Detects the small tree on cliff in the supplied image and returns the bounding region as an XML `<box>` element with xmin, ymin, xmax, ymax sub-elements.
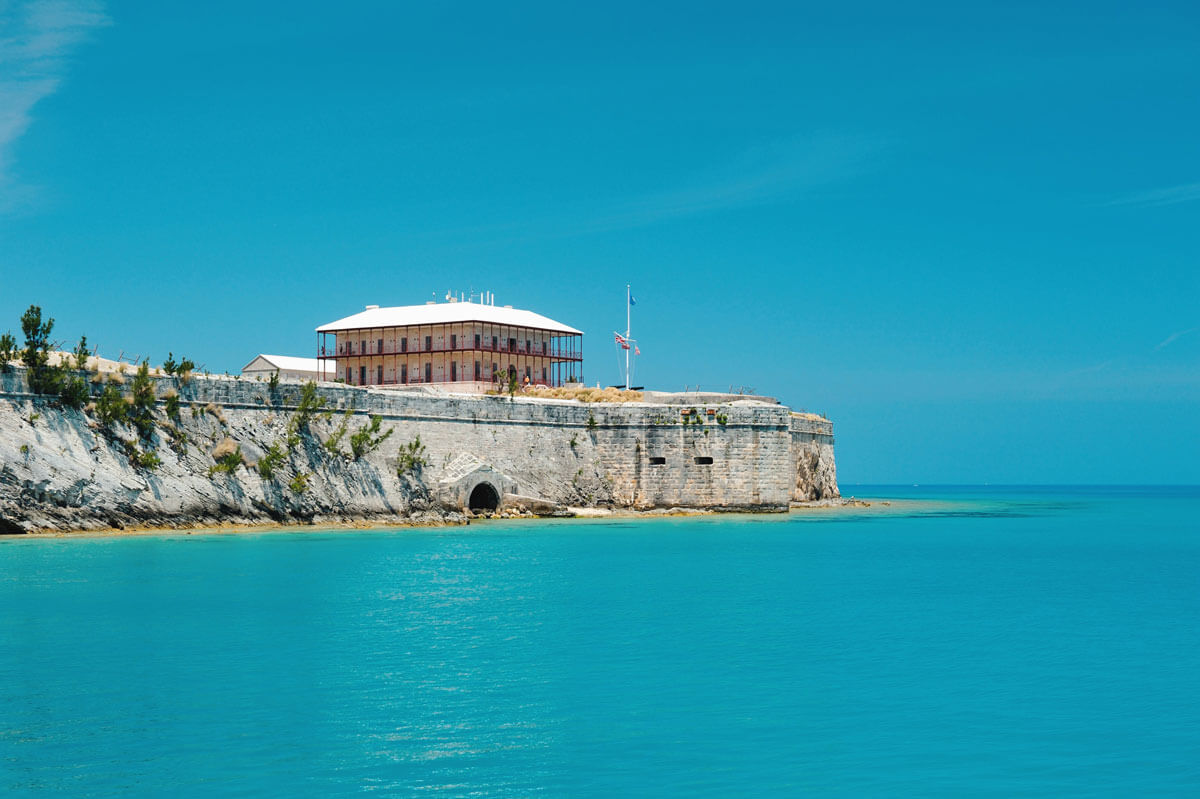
<box><xmin>287</xmin><ymin>380</ymin><xmax>326</xmax><ymax>440</ymax></box>
<box><xmin>0</xmin><ymin>331</ymin><xmax>16</xmax><ymax>372</ymax></box>
<box><xmin>20</xmin><ymin>305</ymin><xmax>60</xmax><ymax>394</ymax></box>
<box><xmin>128</xmin><ymin>360</ymin><xmax>157</xmax><ymax>439</ymax></box>
<box><xmin>72</xmin><ymin>335</ymin><xmax>90</xmax><ymax>371</ymax></box>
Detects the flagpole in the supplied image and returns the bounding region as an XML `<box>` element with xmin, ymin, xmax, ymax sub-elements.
<box><xmin>625</xmin><ymin>284</ymin><xmax>631</xmax><ymax>390</ymax></box>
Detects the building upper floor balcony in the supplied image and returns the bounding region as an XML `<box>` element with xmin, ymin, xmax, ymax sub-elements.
<box><xmin>319</xmin><ymin>340</ymin><xmax>582</xmax><ymax>361</ymax></box>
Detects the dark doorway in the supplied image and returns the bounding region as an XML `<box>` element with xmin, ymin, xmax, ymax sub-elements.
<box><xmin>468</xmin><ymin>482</ymin><xmax>500</xmax><ymax>512</ymax></box>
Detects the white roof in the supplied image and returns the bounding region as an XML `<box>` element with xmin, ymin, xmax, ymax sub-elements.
<box><xmin>315</xmin><ymin>301</ymin><xmax>583</xmax><ymax>335</ymax></box>
<box><xmin>242</xmin><ymin>354</ymin><xmax>331</xmax><ymax>373</ymax></box>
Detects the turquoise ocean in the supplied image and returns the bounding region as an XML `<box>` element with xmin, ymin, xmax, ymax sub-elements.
<box><xmin>2</xmin><ymin>486</ymin><xmax>1199</xmax><ymax>796</ymax></box>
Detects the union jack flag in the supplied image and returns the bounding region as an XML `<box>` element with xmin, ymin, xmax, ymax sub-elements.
<box><xmin>635</xmin><ymin>345</ymin><xmax>641</xmax><ymax>356</ymax></box>
<box><xmin>614</xmin><ymin>332</ymin><xmax>626</xmax><ymax>345</ymax></box>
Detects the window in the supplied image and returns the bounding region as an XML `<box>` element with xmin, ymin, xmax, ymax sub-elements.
<box><xmin>491</xmin><ymin>336</ymin><xmax>498</xmax><ymax>350</ymax></box>
<box><xmin>376</xmin><ymin>365</ymin><xmax>383</xmax><ymax>384</ymax></box>
<box><xmin>377</xmin><ymin>338</ymin><xmax>383</xmax><ymax>354</ymax></box>
<box><xmin>359</xmin><ymin>365</ymin><xmax>367</xmax><ymax>384</ymax></box>
<box><xmin>474</xmin><ymin>361</ymin><xmax>481</xmax><ymax>380</ymax></box>
<box><xmin>450</xmin><ymin>362</ymin><xmax>457</xmax><ymax>381</ymax></box>
<box><xmin>525</xmin><ymin>339</ymin><xmax>531</xmax><ymax>353</ymax></box>
<box><xmin>542</xmin><ymin>368</ymin><xmax>547</xmax><ymax>382</ymax></box>
<box><xmin>346</xmin><ymin>366</ymin><xmax>352</xmax><ymax>383</ymax></box>
<box><xmin>451</xmin><ymin>334</ymin><xmax>457</xmax><ymax>349</ymax></box>
<box><xmin>424</xmin><ymin>362</ymin><xmax>432</xmax><ymax>383</ymax></box>
<box><xmin>400</xmin><ymin>337</ymin><xmax>407</xmax><ymax>353</ymax></box>
<box><xmin>425</xmin><ymin>335</ymin><xmax>432</xmax><ymax>352</ymax></box>
<box><xmin>694</xmin><ymin>456</ymin><xmax>714</xmax><ymax>465</ymax></box>
<box><xmin>649</xmin><ymin>457</ymin><xmax>666</xmax><ymax>465</ymax></box>
<box><xmin>508</xmin><ymin>337</ymin><xmax>517</xmax><ymax>352</ymax></box>
<box><xmin>542</xmin><ymin>342</ymin><xmax>547</xmax><ymax>354</ymax></box>
<box><xmin>474</xmin><ymin>333</ymin><xmax>481</xmax><ymax>348</ymax></box>
<box><xmin>361</xmin><ymin>340</ymin><xmax>366</xmax><ymax>354</ymax></box>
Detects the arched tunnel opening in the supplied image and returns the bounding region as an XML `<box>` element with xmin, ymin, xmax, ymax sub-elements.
<box><xmin>468</xmin><ymin>482</ymin><xmax>501</xmax><ymax>512</ymax></box>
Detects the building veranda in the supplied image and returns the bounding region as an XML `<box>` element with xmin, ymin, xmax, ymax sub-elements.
<box><xmin>316</xmin><ymin>299</ymin><xmax>583</xmax><ymax>392</ymax></box>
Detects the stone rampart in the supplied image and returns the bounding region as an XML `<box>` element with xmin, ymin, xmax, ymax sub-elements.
<box><xmin>0</xmin><ymin>369</ymin><xmax>837</xmax><ymax>531</ymax></box>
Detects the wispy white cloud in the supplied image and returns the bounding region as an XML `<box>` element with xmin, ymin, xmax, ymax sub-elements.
<box><xmin>1155</xmin><ymin>326</ymin><xmax>1198</xmax><ymax>351</ymax></box>
<box><xmin>580</xmin><ymin>134</ymin><xmax>882</xmax><ymax>233</ymax></box>
<box><xmin>1105</xmin><ymin>182</ymin><xmax>1200</xmax><ymax>208</ymax></box>
<box><xmin>0</xmin><ymin>0</ymin><xmax>109</xmax><ymax>210</ymax></box>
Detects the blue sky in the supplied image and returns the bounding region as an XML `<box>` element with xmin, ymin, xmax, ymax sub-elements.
<box><xmin>1</xmin><ymin>0</ymin><xmax>1197</xmax><ymax>484</ymax></box>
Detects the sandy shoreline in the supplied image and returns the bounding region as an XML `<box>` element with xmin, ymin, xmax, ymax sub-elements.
<box><xmin>1</xmin><ymin>497</ymin><xmax>938</xmax><ymax>539</ymax></box>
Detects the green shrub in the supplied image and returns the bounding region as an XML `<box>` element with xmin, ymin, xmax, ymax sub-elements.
<box><xmin>324</xmin><ymin>407</ymin><xmax>353</xmax><ymax>454</ymax></box>
<box><xmin>268</xmin><ymin>370</ymin><xmax>280</xmax><ymax>390</ymax></box>
<box><xmin>586</xmin><ymin>411</ymin><xmax>597</xmax><ymax>431</ymax></box>
<box><xmin>257</xmin><ymin>442</ymin><xmax>286</xmax><ymax>479</ymax></box>
<box><xmin>59</xmin><ymin>375</ymin><xmax>89</xmax><ymax>409</ymax></box>
<box><xmin>0</xmin><ymin>331</ymin><xmax>15</xmax><ymax>371</ymax></box>
<box><xmin>95</xmin><ymin>379</ymin><xmax>128</xmax><ymax>426</ymax></box>
<box><xmin>209</xmin><ymin>449</ymin><xmax>244</xmax><ymax>475</ymax></box>
<box><xmin>135</xmin><ymin>449</ymin><xmax>162</xmax><ymax>470</ymax></box>
<box><xmin>73</xmin><ymin>335</ymin><xmax>90</xmax><ymax>371</ymax></box>
<box><xmin>162</xmin><ymin>352</ymin><xmax>178</xmax><ymax>375</ymax></box>
<box><xmin>208</xmin><ymin>437</ymin><xmax>243</xmax><ymax>475</ymax></box>
<box><xmin>289</xmin><ymin>472</ymin><xmax>310</xmax><ymax>494</ymax></box>
<box><xmin>350</xmin><ymin>415</ymin><xmax>393</xmax><ymax>459</ymax></box>
<box><xmin>164</xmin><ymin>391</ymin><xmax>181</xmax><ymax>420</ymax></box>
<box><xmin>396</xmin><ymin>436</ymin><xmax>427</xmax><ymax>477</ymax></box>
<box><xmin>20</xmin><ymin>305</ymin><xmax>59</xmax><ymax>394</ymax></box>
<box><xmin>288</xmin><ymin>380</ymin><xmax>326</xmax><ymax>435</ymax></box>
<box><xmin>128</xmin><ymin>360</ymin><xmax>156</xmax><ymax>439</ymax></box>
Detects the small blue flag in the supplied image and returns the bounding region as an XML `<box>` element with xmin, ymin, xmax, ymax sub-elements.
<box><xmin>629</xmin><ymin>295</ymin><xmax>637</xmax><ymax>306</ymax></box>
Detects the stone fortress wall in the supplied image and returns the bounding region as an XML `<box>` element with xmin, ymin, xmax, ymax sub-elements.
<box><xmin>0</xmin><ymin>369</ymin><xmax>837</xmax><ymax>532</ymax></box>
<box><xmin>168</xmin><ymin>376</ymin><xmax>838</xmax><ymax>510</ymax></box>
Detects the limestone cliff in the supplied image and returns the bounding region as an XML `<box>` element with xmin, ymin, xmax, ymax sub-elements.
<box><xmin>0</xmin><ymin>369</ymin><xmax>837</xmax><ymax>533</ymax></box>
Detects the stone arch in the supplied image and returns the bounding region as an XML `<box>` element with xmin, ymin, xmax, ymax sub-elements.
<box><xmin>467</xmin><ymin>481</ymin><xmax>501</xmax><ymax>512</ymax></box>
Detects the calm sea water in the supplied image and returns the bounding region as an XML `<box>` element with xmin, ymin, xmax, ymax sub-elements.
<box><xmin>2</xmin><ymin>486</ymin><xmax>1199</xmax><ymax>797</ymax></box>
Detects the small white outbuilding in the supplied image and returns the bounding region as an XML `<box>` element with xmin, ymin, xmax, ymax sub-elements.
<box><xmin>241</xmin><ymin>354</ymin><xmax>332</xmax><ymax>383</ymax></box>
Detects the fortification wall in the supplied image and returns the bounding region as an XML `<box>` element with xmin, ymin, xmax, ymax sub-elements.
<box><xmin>0</xmin><ymin>369</ymin><xmax>837</xmax><ymax>532</ymax></box>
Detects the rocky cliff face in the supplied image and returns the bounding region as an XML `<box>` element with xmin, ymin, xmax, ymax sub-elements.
<box><xmin>791</xmin><ymin>436</ymin><xmax>840</xmax><ymax>501</ymax></box>
<box><xmin>0</xmin><ymin>387</ymin><xmax>448</xmax><ymax>534</ymax></box>
<box><xmin>0</xmin><ymin>369</ymin><xmax>838</xmax><ymax>533</ymax></box>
